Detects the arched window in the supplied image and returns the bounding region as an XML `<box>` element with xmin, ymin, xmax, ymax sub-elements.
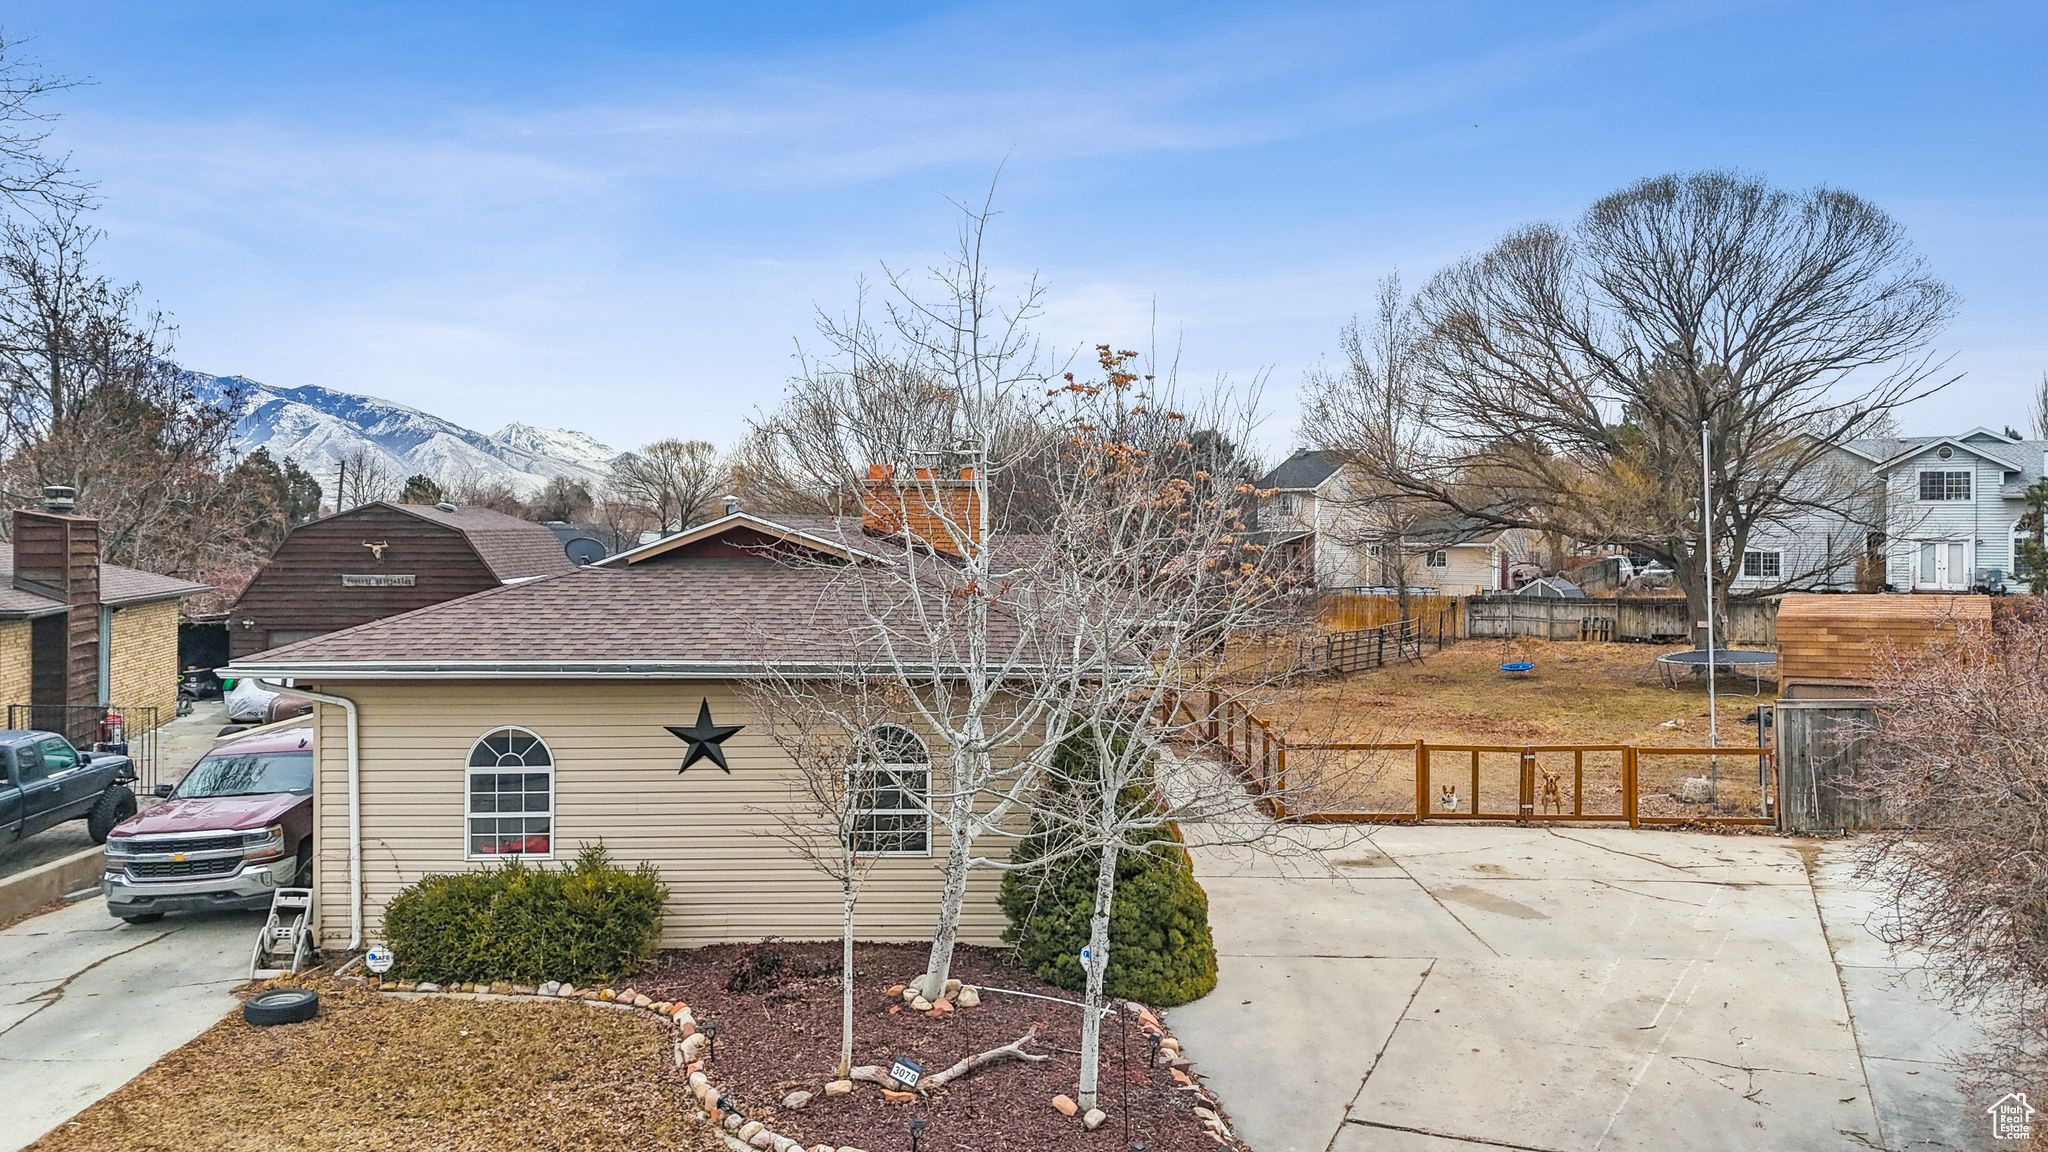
<box><xmin>851</xmin><ymin>725</ymin><xmax>930</xmax><ymax>856</ymax></box>
<box><xmin>466</xmin><ymin>726</ymin><xmax>554</xmax><ymax>859</ymax></box>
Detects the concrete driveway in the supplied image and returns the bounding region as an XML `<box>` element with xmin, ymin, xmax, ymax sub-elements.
<box><xmin>0</xmin><ymin>898</ymin><xmax>257</xmax><ymax>1151</ymax></box>
<box><xmin>1172</xmin><ymin>826</ymin><xmax>1987</xmax><ymax>1152</ymax></box>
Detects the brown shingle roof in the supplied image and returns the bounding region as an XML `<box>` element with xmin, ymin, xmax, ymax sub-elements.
<box><xmin>0</xmin><ymin>555</ymin><xmax>212</xmax><ymax>616</ymax></box>
<box><xmin>224</xmin><ymin>556</ymin><xmax>1047</xmax><ymax>677</ymax></box>
<box><xmin>383</xmin><ymin>503</ymin><xmax>576</xmax><ymax>582</ymax></box>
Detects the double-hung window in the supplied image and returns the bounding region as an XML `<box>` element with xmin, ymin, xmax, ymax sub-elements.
<box><xmin>1424</xmin><ymin>550</ymin><xmax>1448</xmax><ymax>569</ymax></box>
<box><xmin>1917</xmin><ymin>470</ymin><xmax>1972</xmax><ymax>501</ymax></box>
<box><xmin>1740</xmin><ymin>550</ymin><xmax>1782</xmax><ymax>579</ymax></box>
<box><xmin>850</xmin><ymin>725</ymin><xmax>930</xmax><ymax>856</ymax></box>
<box><xmin>466</xmin><ymin>727</ymin><xmax>554</xmax><ymax>858</ymax></box>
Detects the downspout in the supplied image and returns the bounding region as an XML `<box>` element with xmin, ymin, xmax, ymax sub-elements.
<box><xmin>258</xmin><ymin>679</ymin><xmax>363</xmax><ymax>950</ymax></box>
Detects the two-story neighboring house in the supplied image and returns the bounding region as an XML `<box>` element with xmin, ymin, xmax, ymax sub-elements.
<box><xmin>1860</xmin><ymin>428</ymin><xmax>2044</xmax><ymax>592</ymax></box>
<box><xmin>1253</xmin><ymin>450</ymin><xmax>1526</xmax><ymax>595</ymax></box>
<box><xmin>1721</xmin><ymin>427</ymin><xmax>2043</xmax><ymax>595</ymax></box>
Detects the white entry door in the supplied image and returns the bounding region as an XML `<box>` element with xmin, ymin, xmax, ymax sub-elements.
<box><xmin>1913</xmin><ymin>540</ymin><xmax>1971</xmax><ymax>590</ymax></box>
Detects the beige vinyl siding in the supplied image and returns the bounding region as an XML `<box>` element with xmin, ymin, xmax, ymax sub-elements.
<box><xmin>307</xmin><ymin>679</ymin><xmax>1027</xmax><ymax>951</ymax></box>
<box><xmin>1413</xmin><ymin>544</ymin><xmax>1497</xmax><ymax>596</ymax></box>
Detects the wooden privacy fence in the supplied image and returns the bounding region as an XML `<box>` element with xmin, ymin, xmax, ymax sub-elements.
<box><xmin>1183</xmin><ymin>691</ymin><xmax>1775</xmax><ymax>827</ymax></box>
<box><xmin>1464</xmin><ymin>595</ymin><xmax>1778</xmax><ymax>646</ymax></box>
<box><xmin>1293</xmin><ymin>601</ymin><xmax>1460</xmax><ymax>677</ymax></box>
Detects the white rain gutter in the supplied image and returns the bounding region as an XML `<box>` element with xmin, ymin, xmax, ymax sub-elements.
<box><xmin>257</xmin><ymin>679</ymin><xmax>364</xmax><ymax>950</ymax></box>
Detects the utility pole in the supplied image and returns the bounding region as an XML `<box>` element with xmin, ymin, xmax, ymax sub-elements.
<box><xmin>1700</xmin><ymin>421</ymin><xmax>1719</xmax><ymax>800</ymax></box>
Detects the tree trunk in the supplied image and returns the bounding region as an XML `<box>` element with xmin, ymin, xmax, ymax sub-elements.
<box><xmin>838</xmin><ymin>881</ymin><xmax>856</xmax><ymax>1079</ymax></box>
<box><xmin>919</xmin><ymin>785</ymin><xmax>979</xmax><ymax>997</ymax></box>
<box><xmin>1075</xmin><ymin>840</ymin><xmax>1121</xmax><ymax>1111</ymax></box>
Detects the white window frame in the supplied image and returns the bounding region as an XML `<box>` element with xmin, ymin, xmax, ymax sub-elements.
<box><xmin>849</xmin><ymin>724</ymin><xmax>931</xmax><ymax>857</ymax></box>
<box><xmin>1276</xmin><ymin>493</ymin><xmax>1299</xmax><ymax>516</ymax></box>
<box><xmin>1424</xmin><ymin>549</ymin><xmax>1449</xmax><ymax>568</ymax></box>
<box><xmin>1915</xmin><ymin>469</ymin><xmax>1972</xmax><ymax>502</ymax></box>
<box><xmin>1740</xmin><ymin>549</ymin><xmax>1782</xmax><ymax>580</ymax></box>
<box><xmin>465</xmin><ymin>725</ymin><xmax>555</xmax><ymax>861</ymax></box>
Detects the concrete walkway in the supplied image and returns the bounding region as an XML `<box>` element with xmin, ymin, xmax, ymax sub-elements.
<box><xmin>0</xmin><ymin>897</ymin><xmax>257</xmax><ymax>1151</ymax></box>
<box><xmin>1172</xmin><ymin>826</ymin><xmax>1988</xmax><ymax>1152</ymax></box>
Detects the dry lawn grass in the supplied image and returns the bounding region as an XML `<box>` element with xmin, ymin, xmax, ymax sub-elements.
<box><xmin>31</xmin><ymin>979</ymin><xmax>718</xmax><ymax>1152</ymax></box>
<box><xmin>1253</xmin><ymin>639</ymin><xmax>1777</xmax><ymax>820</ymax></box>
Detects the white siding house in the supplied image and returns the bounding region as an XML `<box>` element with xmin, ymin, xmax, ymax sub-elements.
<box><xmin>1865</xmin><ymin>429</ymin><xmax>2044</xmax><ymax>592</ymax></box>
<box><xmin>1728</xmin><ymin>427</ymin><xmax>2043</xmax><ymax>595</ymax></box>
<box><xmin>1254</xmin><ymin>450</ymin><xmax>1524</xmax><ymax>595</ymax></box>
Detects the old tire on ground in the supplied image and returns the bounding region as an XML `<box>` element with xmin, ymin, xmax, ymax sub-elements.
<box><xmin>86</xmin><ymin>785</ymin><xmax>137</xmax><ymax>843</ymax></box>
<box><xmin>243</xmin><ymin>989</ymin><xmax>319</xmax><ymax>1026</ymax></box>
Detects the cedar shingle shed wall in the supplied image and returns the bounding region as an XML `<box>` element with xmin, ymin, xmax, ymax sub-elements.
<box><xmin>1776</xmin><ymin>593</ymin><xmax>1991</xmax><ymax>695</ymax></box>
<box><xmin>230</xmin><ymin>503</ymin><xmax>572</xmax><ymax>659</ymax></box>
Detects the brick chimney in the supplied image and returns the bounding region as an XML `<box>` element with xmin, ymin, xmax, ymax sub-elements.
<box><xmin>14</xmin><ymin>487</ymin><xmax>103</xmax><ymax>733</ymax></box>
<box><xmin>860</xmin><ymin>464</ymin><xmax>983</xmax><ymax>556</ymax></box>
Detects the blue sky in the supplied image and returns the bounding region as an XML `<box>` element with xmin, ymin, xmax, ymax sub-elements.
<box><xmin>7</xmin><ymin>1</ymin><xmax>2044</xmax><ymax>456</ymax></box>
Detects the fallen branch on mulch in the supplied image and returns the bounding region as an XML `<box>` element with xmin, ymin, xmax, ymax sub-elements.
<box><xmin>848</xmin><ymin>1025</ymin><xmax>1049</xmax><ymax>1093</ymax></box>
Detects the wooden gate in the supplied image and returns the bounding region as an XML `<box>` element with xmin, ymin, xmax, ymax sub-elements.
<box><xmin>1774</xmin><ymin>700</ymin><xmax>1880</xmax><ymax>832</ymax></box>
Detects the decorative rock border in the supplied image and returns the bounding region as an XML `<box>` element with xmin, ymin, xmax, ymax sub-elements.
<box><xmin>350</xmin><ymin>971</ymin><xmax>1240</xmax><ymax>1151</ymax></box>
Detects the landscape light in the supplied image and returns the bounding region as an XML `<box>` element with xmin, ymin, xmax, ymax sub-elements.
<box><xmin>1146</xmin><ymin>1032</ymin><xmax>1162</xmax><ymax>1067</ymax></box>
<box><xmin>909</xmin><ymin>1116</ymin><xmax>927</xmax><ymax>1151</ymax></box>
<box><xmin>701</xmin><ymin>1018</ymin><xmax>719</xmax><ymax>1060</ymax></box>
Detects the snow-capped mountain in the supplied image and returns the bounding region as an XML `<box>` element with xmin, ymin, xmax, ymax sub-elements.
<box><xmin>492</xmin><ymin>422</ymin><xmax>626</xmax><ymax>473</ymax></box>
<box><xmin>188</xmin><ymin>372</ymin><xmax>619</xmax><ymax>495</ymax></box>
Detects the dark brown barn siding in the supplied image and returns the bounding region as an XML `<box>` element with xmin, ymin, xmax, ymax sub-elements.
<box><xmin>230</xmin><ymin>506</ymin><xmax>502</xmax><ymax>659</ymax></box>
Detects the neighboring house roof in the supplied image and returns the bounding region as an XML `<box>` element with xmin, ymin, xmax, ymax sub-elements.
<box><xmin>1258</xmin><ymin>449</ymin><xmax>1348</xmax><ymax>492</ymax></box>
<box><xmin>385</xmin><ymin>502</ymin><xmax>578</xmax><ymax>581</ymax></box>
<box><xmin>598</xmin><ymin>511</ymin><xmax>884</xmax><ymax>566</ymax></box>
<box><xmin>0</xmin><ymin>555</ymin><xmax>212</xmax><ymax>618</ymax></box>
<box><xmin>280</xmin><ymin>502</ymin><xmax>576</xmax><ymax>583</ymax></box>
<box><xmin>1850</xmin><ymin>431</ymin><xmax>2048</xmax><ymax>484</ymax></box>
<box><xmin>1404</xmin><ymin>512</ymin><xmax>1511</xmax><ymax>547</ymax></box>
<box><xmin>224</xmin><ymin>557</ymin><xmax>1047</xmax><ymax>678</ymax></box>
<box><xmin>1515</xmin><ymin>576</ymin><xmax>1586</xmax><ymax>599</ymax></box>
<box><xmin>223</xmin><ymin>511</ymin><xmax>1104</xmax><ymax>680</ymax></box>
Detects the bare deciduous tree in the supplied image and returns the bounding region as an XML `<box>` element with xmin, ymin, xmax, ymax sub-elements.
<box><xmin>1340</xmin><ymin>171</ymin><xmax>1955</xmax><ymax>639</ymax></box>
<box><xmin>1851</xmin><ymin>604</ymin><xmax>2048</xmax><ymax>1102</ymax></box>
<box><xmin>0</xmin><ymin>32</ymin><xmax>90</xmax><ymax>214</ymax></box>
<box><xmin>743</xmin><ymin>685</ymin><xmax>899</xmax><ymax>1080</ymax></box>
<box><xmin>752</xmin><ymin>200</ymin><xmax>1334</xmax><ymax>1108</ymax></box>
<box><xmin>2031</xmin><ymin>371</ymin><xmax>2048</xmax><ymax>441</ymax></box>
<box><xmin>0</xmin><ymin>210</ymin><xmax>277</xmax><ymax>578</ymax></box>
<box><xmin>1300</xmin><ymin>272</ymin><xmax>1447</xmax><ymax>611</ymax></box>
<box><xmin>527</xmin><ymin>475</ymin><xmax>593</xmax><ymax>524</ymax></box>
<box><xmin>607</xmin><ymin>438</ymin><xmax>727</xmax><ymax>533</ymax></box>
<box><xmin>332</xmin><ymin>446</ymin><xmax>398</xmax><ymax>510</ymax></box>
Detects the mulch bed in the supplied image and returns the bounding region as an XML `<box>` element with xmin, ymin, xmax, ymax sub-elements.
<box><xmin>634</xmin><ymin>942</ymin><xmax>1229</xmax><ymax>1152</ymax></box>
<box><xmin>30</xmin><ymin>978</ymin><xmax>721</xmax><ymax>1152</ymax></box>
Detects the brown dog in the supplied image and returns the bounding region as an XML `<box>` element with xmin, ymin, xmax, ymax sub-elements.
<box><xmin>1537</xmin><ymin>766</ymin><xmax>1566</xmax><ymax>814</ymax></box>
<box><xmin>1438</xmin><ymin>783</ymin><xmax>1460</xmax><ymax>813</ymax></box>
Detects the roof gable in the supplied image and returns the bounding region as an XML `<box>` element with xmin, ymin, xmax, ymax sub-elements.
<box><xmin>597</xmin><ymin>512</ymin><xmax>882</xmax><ymax>567</ymax></box>
<box><xmin>1258</xmin><ymin>450</ymin><xmax>1348</xmax><ymax>492</ymax></box>
<box><xmin>277</xmin><ymin>502</ymin><xmax>575</xmax><ymax>583</ymax></box>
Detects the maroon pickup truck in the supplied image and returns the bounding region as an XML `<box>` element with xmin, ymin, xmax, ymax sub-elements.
<box><xmin>101</xmin><ymin>725</ymin><xmax>315</xmax><ymax>923</ymax></box>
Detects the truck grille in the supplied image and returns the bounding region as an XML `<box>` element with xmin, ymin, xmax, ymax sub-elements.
<box><xmin>124</xmin><ymin>835</ymin><xmax>246</xmax><ymax>855</ymax></box>
<box><xmin>129</xmin><ymin>857</ymin><xmax>241</xmax><ymax>880</ymax></box>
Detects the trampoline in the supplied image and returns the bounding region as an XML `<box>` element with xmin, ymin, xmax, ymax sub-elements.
<box><xmin>1656</xmin><ymin>647</ymin><xmax>1778</xmax><ymax>694</ymax></box>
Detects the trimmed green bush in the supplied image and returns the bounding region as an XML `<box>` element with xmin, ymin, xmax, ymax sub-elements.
<box><xmin>998</xmin><ymin>733</ymin><xmax>1219</xmax><ymax>1007</ymax></box>
<box><xmin>381</xmin><ymin>845</ymin><xmax>667</xmax><ymax>985</ymax></box>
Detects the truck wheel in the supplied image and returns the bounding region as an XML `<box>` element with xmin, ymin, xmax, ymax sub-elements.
<box><xmin>243</xmin><ymin>989</ymin><xmax>319</xmax><ymax>1026</ymax></box>
<box><xmin>291</xmin><ymin>841</ymin><xmax>313</xmax><ymax>887</ymax></box>
<box><xmin>86</xmin><ymin>786</ymin><xmax>137</xmax><ymax>844</ymax></box>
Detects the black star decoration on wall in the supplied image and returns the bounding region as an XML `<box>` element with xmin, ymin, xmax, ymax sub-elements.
<box><xmin>666</xmin><ymin>699</ymin><xmax>744</xmax><ymax>774</ymax></box>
